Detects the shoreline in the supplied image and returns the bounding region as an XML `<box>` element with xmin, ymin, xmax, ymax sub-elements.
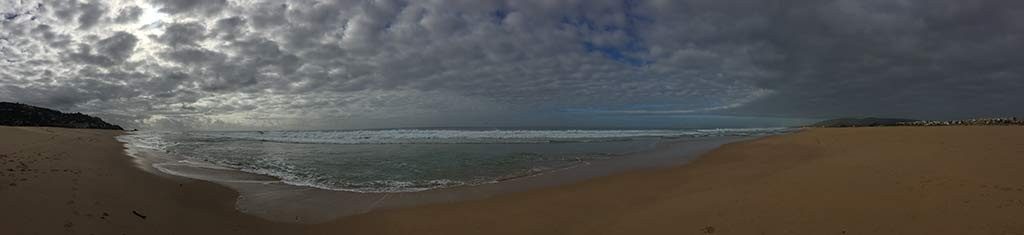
<box><xmin>120</xmin><ymin>133</ymin><xmax>755</xmax><ymax>223</ymax></box>
<box><xmin>6</xmin><ymin>126</ymin><xmax>1024</xmax><ymax>234</ymax></box>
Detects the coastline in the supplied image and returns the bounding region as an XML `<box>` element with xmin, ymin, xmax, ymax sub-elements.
<box><xmin>5</xmin><ymin>126</ymin><xmax>1024</xmax><ymax>234</ymax></box>
<box><xmin>121</xmin><ymin>132</ymin><xmax>754</xmax><ymax>223</ymax></box>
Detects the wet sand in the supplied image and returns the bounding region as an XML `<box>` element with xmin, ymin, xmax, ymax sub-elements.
<box><xmin>203</xmin><ymin>136</ymin><xmax>747</xmax><ymax>223</ymax></box>
<box><xmin>4</xmin><ymin>126</ymin><xmax>1024</xmax><ymax>234</ymax></box>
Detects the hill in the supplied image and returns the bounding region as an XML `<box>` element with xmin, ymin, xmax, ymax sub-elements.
<box><xmin>0</xmin><ymin>102</ymin><xmax>123</xmax><ymax>130</ymax></box>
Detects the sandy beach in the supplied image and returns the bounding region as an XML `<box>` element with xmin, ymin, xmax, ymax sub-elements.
<box><xmin>4</xmin><ymin>126</ymin><xmax>1024</xmax><ymax>234</ymax></box>
<box><xmin>0</xmin><ymin>126</ymin><xmax>297</xmax><ymax>234</ymax></box>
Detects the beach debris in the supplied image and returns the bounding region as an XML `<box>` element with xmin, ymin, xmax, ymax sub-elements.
<box><xmin>701</xmin><ymin>225</ymin><xmax>716</xmax><ymax>234</ymax></box>
<box><xmin>132</xmin><ymin>210</ymin><xmax>147</xmax><ymax>219</ymax></box>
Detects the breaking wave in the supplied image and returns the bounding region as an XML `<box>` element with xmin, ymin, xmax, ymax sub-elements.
<box><xmin>119</xmin><ymin>127</ymin><xmax>792</xmax><ymax>193</ymax></box>
<box><xmin>193</xmin><ymin>128</ymin><xmax>792</xmax><ymax>145</ymax></box>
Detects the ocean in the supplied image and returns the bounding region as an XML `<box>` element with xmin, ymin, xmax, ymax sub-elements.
<box><xmin>117</xmin><ymin>127</ymin><xmax>791</xmax><ymax>193</ymax></box>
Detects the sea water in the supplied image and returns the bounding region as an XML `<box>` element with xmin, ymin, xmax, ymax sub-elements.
<box><xmin>118</xmin><ymin>128</ymin><xmax>790</xmax><ymax>193</ymax></box>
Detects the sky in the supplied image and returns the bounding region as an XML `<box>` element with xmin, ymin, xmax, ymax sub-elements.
<box><xmin>1</xmin><ymin>0</ymin><xmax>1022</xmax><ymax>130</ymax></box>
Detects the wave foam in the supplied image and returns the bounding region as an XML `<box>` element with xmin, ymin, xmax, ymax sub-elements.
<box><xmin>119</xmin><ymin>127</ymin><xmax>792</xmax><ymax>193</ymax></box>
<box><xmin>196</xmin><ymin>128</ymin><xmax>791</xmax><ymax>145</ymax></box>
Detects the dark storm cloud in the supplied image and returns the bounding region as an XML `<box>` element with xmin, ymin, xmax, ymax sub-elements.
<box><xmin>1</xmin><ymin>0</ymin><xmax>1022</xmax><ymax>129</ymax></box>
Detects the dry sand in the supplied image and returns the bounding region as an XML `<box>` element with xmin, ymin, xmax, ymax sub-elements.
<box><xmin>0</xmin><ymin>126</ymin><xmax>297</xmax><ymax>234</ymax></box>
<box><xmin>3</xmin><ymin>126</ymin><xmax>1024</xmax><ymax>234</ymax></box>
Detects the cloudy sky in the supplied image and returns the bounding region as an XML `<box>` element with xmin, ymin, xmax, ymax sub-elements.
<box><xmin>1</xmin><ymin>0</ymin><xmax>1022</xmax><ymax>129</ymax></box>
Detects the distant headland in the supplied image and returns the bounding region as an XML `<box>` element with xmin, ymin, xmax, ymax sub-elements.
<box><xmin>0</xmin><ymin>102</ymin><xmax>123</xmax><ymax>130</ymax></box>
<box><xmin>810</xmin><ymin>117</ymin><xmax>1023</xmax><ymax>128</ymax></box>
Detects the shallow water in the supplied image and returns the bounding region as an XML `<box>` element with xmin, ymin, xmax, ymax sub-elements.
<box><xmin>118</xmin><ymin>128</ymin><xmax>791</xmax><ymax>193</ymax></box>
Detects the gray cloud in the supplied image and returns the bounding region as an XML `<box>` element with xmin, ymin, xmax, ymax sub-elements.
<box><xmin>211</xmin><ymin>16</ymin><xmax>245</xmax><ymax>40</ymax></box>
<box><xmin>150</xmin><ymin>0</ymin><xmax>228</xmax><ymax>15</ymax></box>
<box><xmin>66</xmin><ymin>31</ymin><xmax>138</xmax><ymax>66</ymax></box>
<box><xmin>160</xmin><ymin>47</ymin><xmax>225</xmax><ymax>65</ymax></box>
<box><xmin>114</xmin><ymin>6</ymin><xmax>144</xmax><ymax>23</ymax></box>
<box><xmin>156</xmin><ymin>22</ymin><xmax>207</xmax><ymax>46</ymax></box>
<box><xmin>96</xmin><ymin>31</ymin><xmax>139</xmax><ymax>63</ymax></box>
<box><xmin>1</xmin><ymin>0</ymin><xmax>1022</xmax><ymax>130</ymax></box>
<box><xmin>76</xmin><ymin>2</ymin><xmax>107</xmax><ymax>29</ymax></box>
